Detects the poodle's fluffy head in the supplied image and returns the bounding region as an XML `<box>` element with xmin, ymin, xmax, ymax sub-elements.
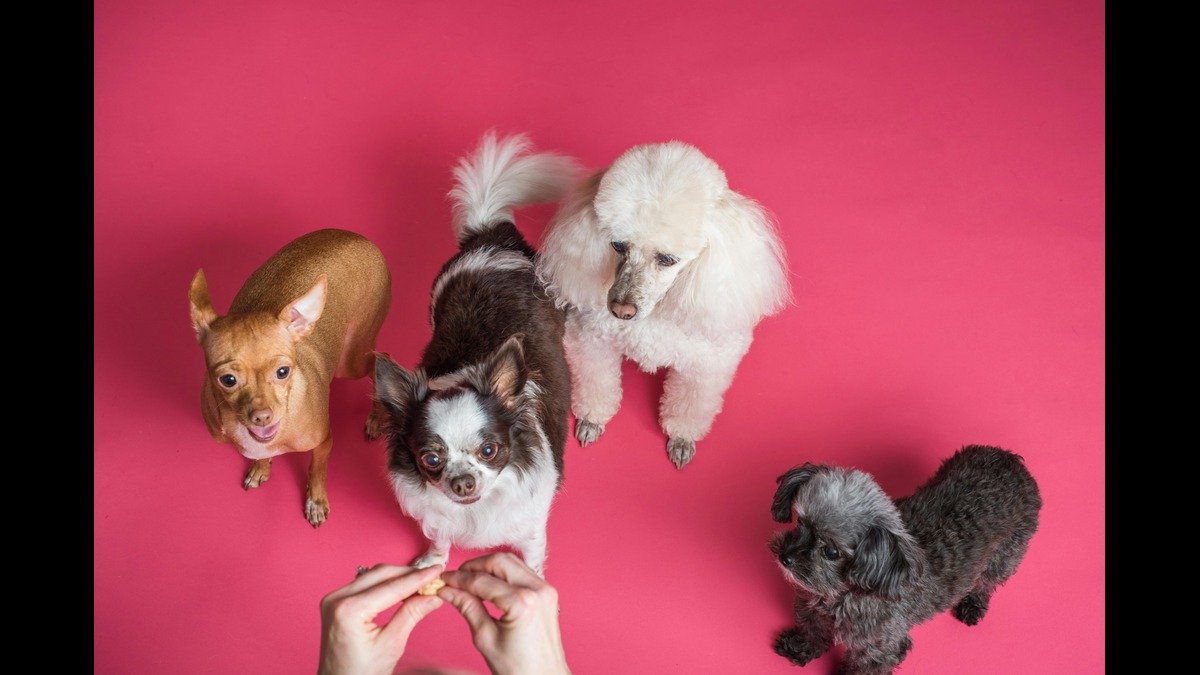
<box><xmin>537</xmin><ymin>141</ymin><xmax>791</xmax><ymax>332</ymax></box>
<box><xmin>592</xmin><ymin>142</ymin><xmax>726</xmax><ymax>320</ymax></box>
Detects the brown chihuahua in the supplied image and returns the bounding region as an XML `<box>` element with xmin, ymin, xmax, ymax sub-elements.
<box><xmin>188</xmin><ymin>228</ymin><xmax>391</xmax><ymax>527</ymax></box>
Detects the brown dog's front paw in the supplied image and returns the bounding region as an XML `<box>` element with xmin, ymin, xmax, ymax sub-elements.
<box><xmin>243</xmin><ymin>459</ymin><xmax>272</xmax><ymax>489</ymax></box>
<box><xmin>305</xmin><ymin>497</ymin><xmax>329</xmax><ymax>527</ymax></box>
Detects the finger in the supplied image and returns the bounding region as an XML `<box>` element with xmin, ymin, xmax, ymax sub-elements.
<box><xmin>327</xmin><ymin>564</ymin><xmax>418</xmax><ymax>601</ymax></box>
<box><xmin>380</xmin><ymin>595</ymin><xmax>443</xmax><ymax>649</ymax></box>
<box><xmin>458</xmin><ymin>552</ymin><xmax>543</xmax><ymax>588</ymax></box>
<box><xmin>347</xmin><ymin>565</ymin><xmax>445</xmax><ymax>619</ymax></box>
<box><xmin>441</xmin><ymin>570</ymin><xmax>523</xmax><ymax>613</ymax></box>
<box><xmin>438</xmin><ymin>586</ymin><xmax>498</xmax><ymax>645</ymax></box>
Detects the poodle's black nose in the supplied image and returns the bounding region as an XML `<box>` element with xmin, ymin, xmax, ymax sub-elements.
<box><xmin>610</xmin><ymin>301</ymin><xmax>638</xmax><ymax>320</ymax></box>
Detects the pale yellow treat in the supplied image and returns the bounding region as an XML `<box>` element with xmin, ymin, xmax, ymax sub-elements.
<box><xmin>416</xmin><ymin>579</ymin><xmax>446</xmax><ymax>596</ymax></box>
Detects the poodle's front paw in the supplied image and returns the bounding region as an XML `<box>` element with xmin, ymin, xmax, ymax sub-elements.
<box><xmin>773</xmin><ymin>627</ymin><xmax>826</xmax><ymax>666</ymax></box>
<box><xmin>243</xmin><ymin>459</ymin><xmax>272</xmax><ymax>489</ymax></box>
<box><xmin>667</xmin><ymin>437</ymin><xmax>696</xmax><ymax>469</ymax></box>
<box><xmin>575</xmin><ymin>419</ymin><xmax>605</xmax><ymax>446</ymax></box>
<box><xmin>952</xmin><ymin>593</ymin><xmax>990</xmax><ymax>626</ymax></box>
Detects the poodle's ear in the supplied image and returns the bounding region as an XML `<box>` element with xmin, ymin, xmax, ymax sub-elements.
<box><xmin>374</xmin><ymin>354</ymin><xmax>428</xmax><ymax>422</ymax></box>
<box><xmin>664</xmin><ymin>192</ymin><xmax>791</xmax><ymax>329</ymax></box>
<box><xmin>771</xmin><ymin>463</ymin><xmax>825</xmax><ymax>523</ymax></box>
<box><xmin>535</xmin><ymin>170</ymin><xmax>613</xmax><ymax>312</ymax></box>
<box><xmin>848</xmin><ymin>524</ymin><xmax>925</xmax><ymax>599</ymax></box>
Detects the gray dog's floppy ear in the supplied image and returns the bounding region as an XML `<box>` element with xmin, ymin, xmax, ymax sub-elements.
<box><xmin>374</xmin><ymin>354</ymin><xmax>428</xmax><ymax>419</ymax></box>
<box><xmin>771</xmin><ymin>464</ymin><xmax>825</xmax><ymax>523</ymax></box>
<box><xmin>848</xmin><ymin>524</ymin><xmax>924</xmax><ymax>599</ymax></box>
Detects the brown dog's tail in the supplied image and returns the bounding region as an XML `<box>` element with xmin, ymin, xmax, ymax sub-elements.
<box><xmin>448</xmin><ymin>131</ymin><xmax>581</xmax><ymax>245</ymax></box>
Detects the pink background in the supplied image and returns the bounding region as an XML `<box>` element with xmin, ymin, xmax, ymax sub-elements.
<box><xmin>94</xmin><ymin>1</ymin><xmax>1104</xmax><ymax>673</ymax></box>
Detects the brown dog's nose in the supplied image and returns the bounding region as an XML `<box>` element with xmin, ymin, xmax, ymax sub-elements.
<box><xmin>609</xmin><ymin>301</ymin><xmax>638</xmax><ymax>320</ymax></box>
<box><xmin>451</xmin><ymin>475</ymin><xmax>477</xmax><ymax>497</ymax></box>
<box><xmin>250</xmin><ymin>409</ymin><xmax>274</xmax><ymax>426</ymax></box>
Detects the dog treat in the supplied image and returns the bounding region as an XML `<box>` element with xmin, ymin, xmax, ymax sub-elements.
<box><xmin>416</xmin><ymin>578</ymin><xmax>446</xmax><ymax>596</ymax></box>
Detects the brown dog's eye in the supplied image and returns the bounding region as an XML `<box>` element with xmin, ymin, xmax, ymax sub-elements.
<box><xmin>276</xmin><ymin>366</ymin><xmax>290</xmax><ymax>379</ymax></box>
<box><xmin>655</xmin><ymin>253</ymin><xmax>678</xmax><ymax>267</ymax></box>
<box><xmin>822</xmin><ymin>545</ymin><xmax>840</xmax><ymax>561</ymax></box>
<box><xmin>611</xmin><ymin>241</ymin><xmax>629</xmax><ymax>255</ymax></box>
<box><xmin>419</xmin><ymin>452</ymin><xmax>442</xmax><ymax>469</ymax></box>
<box><xmin>219</xmin><ymin>374</ymin><xmax>237</xmax><ymax>388</ymax></box>
<box><xmin>480</xmin><ymin>443</ymin><xmax>497</xmax><ymax>459</ymax></box>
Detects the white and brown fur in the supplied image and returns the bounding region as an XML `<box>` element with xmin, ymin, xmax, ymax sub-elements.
<box><xmin>188</xmin><ymin>229</ymin><xmax>391</xmax><ymax>527</ymax></box>
<box><xmin>536</xmin><ymin>142</ymin><xmax>791</xmax><ymax>469</ymax></box>
<box><xmin>374</xmin><ymin>133</ymin><xmax>575</xmax><ymax>575</ymax></box>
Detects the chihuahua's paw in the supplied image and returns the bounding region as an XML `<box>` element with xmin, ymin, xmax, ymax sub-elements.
<box><xmin>412</xmin><ymin>551</ymin><xmax>450</xmax><ymax>569</ymax></box>
<box><xmin>575</xmin><ymin>419</ymin><xmax>605</xmax><ymax>446</ymax></box>
<box><xmin>667</xmin><ymin>437</ymin><xmax>696</xmax><ymax>469</ymax></box>
<box><xmin>243</xmin><ymin>459</ymin><xmax>272</xmax><ymax>489</ymax></box>
<box><xmin>304</xmin><ymin>497</ymin><xmax>329</xmax><ymax>528</ymax></box>
<box><xmin>773</xmin><ymin>628</ymin><xmax>825</xmax><ymax>666</ymax></box>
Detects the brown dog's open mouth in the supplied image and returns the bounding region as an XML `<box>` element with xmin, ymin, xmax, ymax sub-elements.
<box><xmin>247</xmin><ymin>422</ymin><xmax>280</xmax><ymax>442</ymax></box>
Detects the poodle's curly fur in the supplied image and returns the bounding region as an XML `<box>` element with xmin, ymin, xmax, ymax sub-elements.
<box><xmin>535</xmin><ymin>142</ymin><xmax>791</xmax><ymax>468</ymax></box>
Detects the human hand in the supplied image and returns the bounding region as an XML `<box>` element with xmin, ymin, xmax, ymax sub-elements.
<box><xmin>439</xmin><ymin>553</ymin><xmax>570</xmax><ymax>675</ymax></box>
<box><xmin>318</xmin><ymin>563</ymin><xmax>445</xmax><ymax>675</ymax></box>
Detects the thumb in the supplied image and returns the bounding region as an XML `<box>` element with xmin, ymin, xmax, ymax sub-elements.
<box><xmin>380</xmin><ymin>595</ymin><xmax>443</xmax><ymax>651</ymax></box>
<box><xmin>439</xmin><ymin>586</ymin><xmax>498</xmax><ymax>646</ymax></box>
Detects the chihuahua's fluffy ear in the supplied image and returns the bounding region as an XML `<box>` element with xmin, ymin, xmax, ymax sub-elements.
<box><xmin>771</xmin><ymin>463</ymin><xmax>826</xmax><ymax>523</ymax></box>
<box><xmin>280</xmin><ymin>275</ymin><xmax>328</xmax><ymax>339</ymax></box>
<box><xmin>663</xmin><ymin>193</ymin><xmax>791</xmax><ymax>330</ymax></box>
<box><xmin>189</xmin><ymin>269</ymin><xmax>218</xmax><ymax>339</ymax></box>
<box><xmin>535</xmin><ymin>170</ymin><xmax>612</xmax><ymax>313</ymax></box>
<box><xmin>375</xmin><ymin>354</ymin><xmax>429</xmax><ymax>418</ymax></box>
<box><xmin>848</xmin><ymin>524</ymin><xmax>925</xmax><ymax>600</ymax></box>
<box><xmin>478</xmin><ymin>335</ymin><xmax>527</xmax><ymax>409</ymax></box>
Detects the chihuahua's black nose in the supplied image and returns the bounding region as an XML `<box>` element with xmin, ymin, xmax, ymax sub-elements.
<box><xmin>451</xmin><ymin>475</ymin><xmax>477</xmax><ymax>497</ymax></box>
<box><xmin>609</xmin><ymin>301</ymin><xmax>638</xmax><ymax>320</ymax></box>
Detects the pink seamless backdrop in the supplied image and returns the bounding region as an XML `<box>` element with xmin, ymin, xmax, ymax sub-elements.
<box><xmin>94</xmin><ymin>1</ymin><xmax>1104</xmax><ymax>673</ymax></box>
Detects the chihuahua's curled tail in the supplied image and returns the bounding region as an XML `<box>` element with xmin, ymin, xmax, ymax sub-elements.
<box><xmin>448</xmin><ymin>131</ymin><xmax>580</xmax><ymax>244</ymax></box>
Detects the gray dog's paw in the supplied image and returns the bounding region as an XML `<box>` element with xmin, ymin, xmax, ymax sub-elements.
<box><xmin>575</xmin><ymin>419</ymin><xmax>604</xmax><ymax>446</ymax></box>
<box><xmin>667</xmin><ymin>437</ymin><xmax>696</xmax><ymax>469</ymax></box>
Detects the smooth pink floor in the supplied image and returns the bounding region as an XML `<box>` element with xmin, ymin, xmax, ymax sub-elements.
<box><xmin>94</xmin><ymin>1</ymin><xmax>1104</xmax><ymax>673</ymax></box>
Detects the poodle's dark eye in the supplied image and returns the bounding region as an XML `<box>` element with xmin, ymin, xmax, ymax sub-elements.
<box><xmin>275</xmin><ymin>366</ymin><xmax>290</xmax><ymax>379</ymax></box>
<box><xmin>655</xmin><ymin>253</ymin><xmax>678</xmax><ymax>267</ymax></box>
<box><xmin>611</xmin><ymin>241</ymin><xmax>629</xmax><ymax>255</ymax></box>
<box><xmin>419</xmin><ymin>452</ymin><xmax>442</xmax><ymax>469</ymax></box>
<box><xmin>480</xmin><ymin>443</ymin><xmax>497</xmax><ymax>459</ymax></box>
<box><xmin>821</xmin><ymin>544</ymin><xmax>840</xmax><ymax>561</ymax></box>
<box><xmin>218</xmin><ymin>374</ymin><xmax>237</xmax><ymax>388</ymax></box>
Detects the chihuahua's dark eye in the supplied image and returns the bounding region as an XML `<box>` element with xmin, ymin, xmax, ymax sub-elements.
<box><xmin>419</xmin><ymin>452</ymin><xmax>442</xmax><ymax>469</ymax></box>
<box><xmin>821</xmin><ymin>544</ymin><xmax>840</xmax><ymax>561</ymax></box>
<box><xmin>218</xmin><ymin>374</ymin><xmax>237</xmax><ymax>388</ymax></box>
<box><xmin>611</xmin><ymin>241</ymin><xmax>629</xmax><ymax>255</ymax></box>
<box><xmin>654</xmin><ymin>253</ymin><xmax>678</xmax><ymax>267</ymax></box>
<box><xmin>480</xmin><ymin>443</ymin><xmax>497</xmax><ymax>459</ymax></box>
<box><xmin>275</xmin><ymin>366</ymin><xmax>290</xmax><ymax>379</ymax></box>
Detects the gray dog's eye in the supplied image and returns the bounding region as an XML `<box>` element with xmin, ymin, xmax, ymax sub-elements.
<box><xmin>655</xmin><ymin>253</ymin><xmax>678</xmax><ymax>267</ymax></box>
<box><xmin>821</xmin><ymin>544</ymin><xmax>840</xmax><ymax>561</ymax></box>
<box><xmin>611</xmin><ymin>241</ymin><xmax>629</xmax><ymax>255</ymax></box>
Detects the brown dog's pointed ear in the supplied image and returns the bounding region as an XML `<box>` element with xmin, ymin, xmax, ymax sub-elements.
<box><xmin>771</xmin><ymin>463</ymin><xmax>825</xmax><ymax>523</ymax></box>
<box><xmin>189</xmin><ymin>269</ymin><xmax>218</xmax><ymax>340</ymax></box>
<box><xmin>279</xmin><ymin>274</ymin><xmax>327</xmax><ymax>339</ymax></box>
<box><xmin>374</xmin><ymin>354</ymin><xmax>428</xmax><ymax>420</ymax></box>
<box><xmin>482</xmin><ymin>335</ymin><xmax>527</xmax><ymax>408</ymax></box>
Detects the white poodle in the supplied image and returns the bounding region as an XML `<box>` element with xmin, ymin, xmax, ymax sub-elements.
<box><xmin>535</xmin><ymin>141</ymin><xmax>791</xmax><ymax>468</ymax></box>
